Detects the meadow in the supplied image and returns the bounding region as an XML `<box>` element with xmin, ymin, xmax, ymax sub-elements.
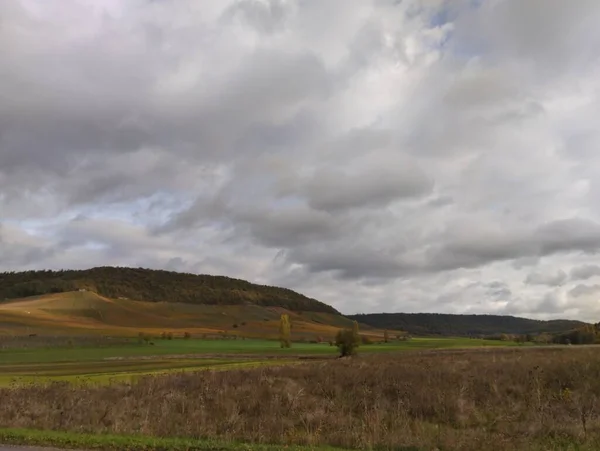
<box><xmin>0</xmin><ymin>336</ymin><xmax>519</xmax><ymax>386</ymax></box>
<box><xmin>2</xmin><ymin>346</ymin><xmax>599</xmax><ymax>451</ymax></box>
<box><xmin>0</xmin><ymin>337</ymin><xmax>516</xmax><ymax>386</ymax></box>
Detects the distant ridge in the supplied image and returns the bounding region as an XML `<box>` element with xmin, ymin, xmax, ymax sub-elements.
<box><xmin>0</xmin><ymin>266</ymin><xmax>339</xmax><ymax>314</ymax></box>
<box><xmin>348</xmin><ymin>312</ymin><xmax>586</xmax><ymax>336</ymax></box>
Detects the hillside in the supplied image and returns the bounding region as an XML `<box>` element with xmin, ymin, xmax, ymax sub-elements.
<box><xmin>0</xmin><ymin>291</ymin><xmax>356</xmax><ymax>339</ymax></box>
<box><xmin>348</xmin><ymin>312</ymin><xmax>586</xmax><ymax>337</ymax></box>
<box><xmin>0</xmin><ymin>267</ymin><xmax>338</xmax><ymax>314</ymax></box>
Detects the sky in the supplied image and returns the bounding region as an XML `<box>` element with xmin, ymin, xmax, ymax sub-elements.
<box><xmin>2</xmin><ymin>0</ymin><xmax>600</xmax><ymax>320</ymax></box>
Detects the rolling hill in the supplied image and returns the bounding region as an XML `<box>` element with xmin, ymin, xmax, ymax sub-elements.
<box><xmin>0</xmin><ymin>267</ymin><xmax>584</xmax><ymax>339</ymax></box>
<box><xmin>348</xmin><ymin>312</ymin><xmax>586</xmax><ymax>337</ymax></box>
<box><xmin>0</xmin><ymin>267</ymin><xmax>338</xmax><ymax>314</ymax></box>
<box><xmin>0</xmin><ymin>290</ymin><xmax>357</xmax><ymax>339</ymax></box>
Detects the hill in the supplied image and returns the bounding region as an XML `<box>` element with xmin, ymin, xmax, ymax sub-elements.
<box><xmin>348</xmin><ymin>312</ymin><xmax>586</xmax><ymax>337</ymax></box>
<box><xmin>0</xmin><ymin>291</ymin><xmax>356</xmax><ymax>338</ymax></box>
<box><xmin>0</xmin><ymin>267</ymin><xmax>338</xmax><ymax>314</ymax></box>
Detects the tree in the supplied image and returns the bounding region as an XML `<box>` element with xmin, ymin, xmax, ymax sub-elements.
<box><xmin>335</xmin><ymin>329</ymin><xmax>358</xmax><ymax>357</ymax></box>
<box><xmin>352</xmin><ymin>320</ymin><xmax>360</xmax><ymax>346</ymax></box>
<box><xmin>383</xmin><ymin>329</ymin><xmax>389</xmax><ymax>343</ymax></box>
<box><xmin>279</xmin><ymin>314</ymin><xmax>291</xmax><ymax>348</ymax></box>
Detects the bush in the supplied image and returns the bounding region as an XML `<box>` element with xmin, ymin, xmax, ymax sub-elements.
<box><xmin>335</xmin><ymin>329</ymin><xmax>359</xmax><ymax>357</ymax></box>
<box><xmin>183</xmin><ymin>332</ymin><xmax>191</xmax><ymax>339</ymax></box>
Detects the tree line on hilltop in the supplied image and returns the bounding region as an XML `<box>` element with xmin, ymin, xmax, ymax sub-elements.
<box><xmin>0</xmin><ymin>267</ymin><xmax>340</xmax><ymax>314</ymax></box>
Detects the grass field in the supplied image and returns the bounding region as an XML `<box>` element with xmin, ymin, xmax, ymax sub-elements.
<box><xmin>2</xmin><ymin>346</ymin><xmax>599</xmax><ymax>451</ymax></box>
<box><xmin>0</xmin><ymin>336</ymin><xmax>519</xmax><ymax>386</ymax></box>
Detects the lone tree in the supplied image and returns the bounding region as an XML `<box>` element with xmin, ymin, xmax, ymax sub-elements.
<box><xmin>352</xmin><ymin>320</ymin><xmax>360</xmax><ymax>346</ymax></box>
<box><xmin>279</xmin><ymin>314</ymin><xmax>291</xmax><ymax>348</ymax></box>
<box><xmin>335</xmin><ymin>329</ymin><xmax>359</xmax><ymax>357</ymax></box>
<box><xmin>383</xmin><ymin>329</ymin><xmax>389</xmax><ymax>343</ymax></box>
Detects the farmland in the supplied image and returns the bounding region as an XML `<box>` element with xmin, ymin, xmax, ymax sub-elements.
<box><xmin>2</xmin><ymin>346</ymin><xmax>600</xmax><ymax>451</ymax></box>
<box><xmin>0</xmin><ymin>290</ymin><xmax>357</xmax><ymax>338</ymax></box>
<box><xmin>0</xmin><ymin>336</ymin><xmax>518</xmax><ymax>386</ymax></box>
<box><xmin>0</xmin><ymin>282</ymin><xmax>587</xmax><ymax>450</ymax></box>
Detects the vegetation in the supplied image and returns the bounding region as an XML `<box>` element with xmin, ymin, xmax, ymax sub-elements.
<box><xmin>279</xmin><ymin>314</ymin><xmax>291</xmax><ymax>348</ymax></box>
<box><xmin>0</xmin><ymin>267</ymin><xmax>339</xmax><ymax>313</ymax></box>
<box><xmin>334</xmin><ymin>329</ymin><xmax>359</xmax><ymax>357</ymax></box>
<box><xmin>0</xmin><ymin>428</ymin><xmax>344</xmax><ymax>451</ymax></box>
<box><xmin>553</xmin><ymin>324</ymin><xmax>600</xmax><ymax>345</ymax></box>
<box><xmin>351</xmin><ymin>320</ymin><xmax>360</xmax><ymax>346</ymax></box>
<box><xmin>2</xmin><ymin>347</ymin><xmax>600</xmax><ymax>450</ymax></box>
<box><xmin>0</xmin><ymin>335</ymin><xmax>134</xmax><ymax>350</ymax></box>
<box><xmin>350</xmin><ymin>312</ymin><xmax>585</xmax><ymax>336</ymax></box>
<box><xmin>0</xmin><ymin>290</ymin><xmax>352</xmax><ymax>338</ymax></box>
<box><xmin>0</xmin><ymin>337</ymin><xmax>522</xmax><ymax>387</ymax></box>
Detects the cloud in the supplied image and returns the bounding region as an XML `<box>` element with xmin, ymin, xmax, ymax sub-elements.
<box><xmin>2</xmin><ymin>0</ymin><xmax>600</xmax><ymax>320</ymax></box>
<box><xmin>570</xmin><ymin>284</ymin><xmax>600</xmax><ymax>299</ymax></box>
<box><xmin>302</xmin><ymin>163</ymin><xmax>433</xmax><ymax>212</ymax></box>
<box><xmin>570</xmin><ymin>264</ymin><xmax>600</xmax><ymax>281</ymax></box>
<box><xmin>525</xmin><ymin>270</ymin><xmax>567</xmax><ymax>287</ymax></box>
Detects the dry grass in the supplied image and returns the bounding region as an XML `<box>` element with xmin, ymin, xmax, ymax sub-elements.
<box><xmin>2</xmin><ymin>346</ymin><xmax>600</xmax><ymax>450</ymax></box>
<box><xmin>0</xmin><ymin>291</ymin><xmax>360</xmax><ymax>339</ymax></box>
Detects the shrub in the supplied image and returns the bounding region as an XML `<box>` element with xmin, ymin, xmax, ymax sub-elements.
<box><xmin>335</xmin><ymin>329</ymin><xmax>359</xmax><ymax>357</ymax></box>
<box><xmin>183</xmin><ymin>332</ymin><xmax>191</xmax><ymax>339</ymax></box>
<box><xmin>360</xmin><ymin>335</ymin><xmax>373</xmax><ymax>345</ymax></box>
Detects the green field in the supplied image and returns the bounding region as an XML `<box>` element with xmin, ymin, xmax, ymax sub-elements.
<box><xmin>0</xmin><ymin>428</ymin><xmax>349</xmax><ymax>451</ymax></box>
<box><xmin>0</xmin><ymin>336</ymin><xmax>521</xmax><ymax>387</ymax></box>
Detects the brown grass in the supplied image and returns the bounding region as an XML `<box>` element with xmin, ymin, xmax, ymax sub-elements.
<box><xmin>2</xmin><ymin>347</ymin><xmax>600</xmax><ymax>450</ymax></box>
<box><xmin>0</xmin><ymin>291</ymin><xmax>366</xmax><ymax>339</ymax></box>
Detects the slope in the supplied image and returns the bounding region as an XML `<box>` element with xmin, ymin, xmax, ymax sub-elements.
<box><xmin>348</xmin><ymin>312</ymin><xmax>586</xmax><ymax>337</ymax></box>
<box><xmin>0</xmin><ymin>291</ymin><xmax>357</xmax><ymax>339</ymax></box>
<box><xmin>0</xmin><ymin>267</ymin><xmax>338</xmax><ymax>314</ymax></box>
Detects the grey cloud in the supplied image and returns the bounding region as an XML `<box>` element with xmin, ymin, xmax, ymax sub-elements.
<box><xmin>453</xmin><ymin>0</ymin><xmax>600</xmax><ymax>72</ymax></box>
<box><xmin>223</xmin><ymin>0</ymin><xmax>291</xmax><ymax>34</ymax></box>
<box><xmin>570</xmin><ymin>284</ymin><xmax>600</xmax><ymax>298</ymax></box>
<box><xmin>0</xmin><ymin>224</ymin><xmax>57</xmax><ymax>267</ymax></box>
<box><xmin>429</xmin><ymin>219</ymin><xmax>600</xmax><ymax>273</ymax></box>
<box><xmin>525</xmin><ymin>270</ymin><xmax>567</xmax><ymax>287</ymax></box>
<box><xmin>485</xmin><ymin>281</ymin><xmax>512</xmax><ymax>299</ymax></box>
<box><xmin>570</xmin><ymin>264</ymin><xmax>600</xmax><ymax>281</ymax></box>
<box><xmin>287</xmin><ymin>245</ymin><xmax>408</xmax><ymax>281</ymax></box>
<box><xmin>303</xmin><ymin>165</ymin><xmax>433</xmax><ymax>212</ymax></box>
<box><xmin>237</xmin><ymin>206</ymin><xmax>343</xmax><ymax>248</ymax></box>
<box><xmin>532</xmin><ymin>292</ymin><xmax>567</xmax><ymax>315</ymax></box>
